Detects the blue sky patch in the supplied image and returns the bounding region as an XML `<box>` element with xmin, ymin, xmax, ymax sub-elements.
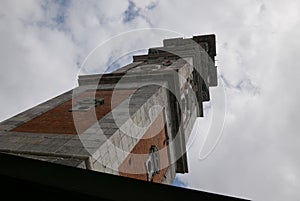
<box><xmin>173</xmin><ymin>176</ymin><xmax>187</xmax><ymax>188</ymax></box>
<box><xmin>123</xmin><ymin>1</ymin><xmax>140</xmax><ymax>23</ymax></box>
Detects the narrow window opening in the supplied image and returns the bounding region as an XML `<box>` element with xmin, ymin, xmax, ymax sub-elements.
<box><xmin>69</xmin><ymin>98</ymin><xmax>104</xmax><ymax>112</ymax></box>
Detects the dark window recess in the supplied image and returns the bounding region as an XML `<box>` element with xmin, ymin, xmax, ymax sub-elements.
<box><xmin>145</xmin><ymin>145</ymin><xmax>160</xmax><ymax>181</ymax></box>
<box><xmin>69</xmin><ymin>98</ymin><xmax>104</xmax><ymax>112</ymax></box>
<box><xmin>199</xmin><ymin>42</ymin><xmax>209</xmax><ymax>52</ymax></box>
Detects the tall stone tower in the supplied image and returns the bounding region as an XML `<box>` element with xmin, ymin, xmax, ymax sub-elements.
<box><xmin>0</xmin><ymin>34</ymin><xmax>217</xmax><ymax>184</ymax></box>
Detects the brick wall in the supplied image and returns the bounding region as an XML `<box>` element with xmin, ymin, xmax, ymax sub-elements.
<box><xmin>12</xmin><ymin>89</ymin><xmax>135</xmax><ymax>134</ymax></box>
<box><xmin>118</xmin><ymin>111</ymin><xmax>169</xmax><ymax>183</ymax></box>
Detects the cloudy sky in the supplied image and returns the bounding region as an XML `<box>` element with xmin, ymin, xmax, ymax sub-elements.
<box><xmin>1</xmin><ymin>0</ymin><xmax>300</xmax><ymax>200</ymax></box>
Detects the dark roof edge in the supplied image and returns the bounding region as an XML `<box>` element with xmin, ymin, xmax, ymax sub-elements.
<box><xmin>0</xmin><ymin>153</ymin><xmax>250</xmax><ymax>201</ymax></box>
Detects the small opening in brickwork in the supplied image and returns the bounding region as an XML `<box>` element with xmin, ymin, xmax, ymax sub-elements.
<box><xmin>69</xmin><ymin>98</ymin><xmax>104</xmax><ymax>112</ymax></box>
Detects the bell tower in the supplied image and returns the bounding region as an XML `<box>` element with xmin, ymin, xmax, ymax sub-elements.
<box><xmin>0</xmin><ymin>34</ymin><xmax>217</xmax><ymax>184</ymax></box>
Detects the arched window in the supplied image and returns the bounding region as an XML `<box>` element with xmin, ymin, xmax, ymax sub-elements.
<box><xmin>145</xmin><ymin>145</ymin><xmax>160</xmax><ymax>181</ymax></box>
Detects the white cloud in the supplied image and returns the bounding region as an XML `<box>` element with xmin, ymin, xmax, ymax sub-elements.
<box><xmin>0</xmin><ymin>0</ymin><xmax>156</xmax><ymax>121</ymax></box>
<box><xmin>144</xmin><ymin>0</ymin><xmax>300</xmax><ymax>200</ymax></box>
<box><xmin>0</xmin><ymin>0</ymin><xmax>78</xmax><ymax>120</ymax></box>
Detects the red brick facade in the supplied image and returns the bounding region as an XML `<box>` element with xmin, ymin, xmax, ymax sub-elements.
<box><xmin>118</xmin><ymin>111</ymin><xmax>169</xmax><ymax>183</ymax></box>
<box><xmin>13</xmin><ymin>89</ymin><xmax>135</xmax><ymax>134</ymax></box>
